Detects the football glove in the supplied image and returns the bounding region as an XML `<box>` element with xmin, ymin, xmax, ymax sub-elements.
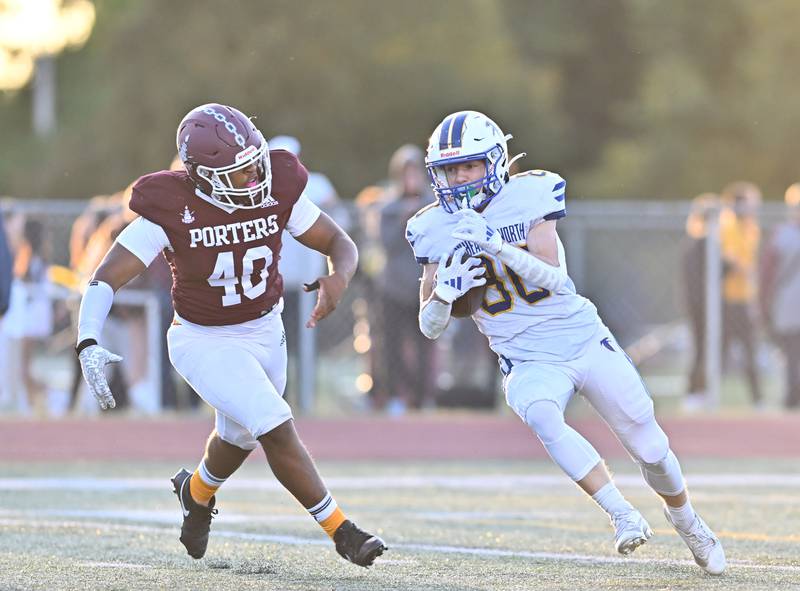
<box><xmin>433</xmin><ymin>247</ymin><xmax>486</xmax><ymax>304</ymax></box>
<box><xmin>451</xmin><ymin>209</ymin><xmax>503</xmax><ymax>255</ymax></box>
<box><xmin>78</xmin><ymin>344</ymin><xmax>123</xmax><ymax>410</ymax></box>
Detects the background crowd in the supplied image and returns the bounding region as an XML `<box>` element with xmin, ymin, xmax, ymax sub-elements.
<box><xmin>0</xmin><ymin>147</ymin><xmax>798</xmax><ymax>418</ymax></box>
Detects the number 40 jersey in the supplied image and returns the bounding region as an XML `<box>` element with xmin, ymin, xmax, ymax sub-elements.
<box><xmin>406</xmin><ymin>170</ymin><xmax>601</xmax><ymax>364</ymax></box>
<box><xmin>120</xmin><ymin>150</ymin><xmax>320</xmax><ymax>326</ymax></box>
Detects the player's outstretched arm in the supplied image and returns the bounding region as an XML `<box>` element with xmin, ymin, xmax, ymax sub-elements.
<box><xmin>295</xmin><ymin>212</ymin><xmax>358</xmax><ymax>328</ymax></box>
<box><xmin>77</xmin><ymin>243</ymin><xmax>147</xmax><ymax>410</ymax></box>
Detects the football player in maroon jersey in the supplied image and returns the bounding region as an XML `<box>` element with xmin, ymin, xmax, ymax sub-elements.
<box><xmin>75</xmin><ymin>103</ymin><xmax>386</xmax><ymax>567</ymax></box>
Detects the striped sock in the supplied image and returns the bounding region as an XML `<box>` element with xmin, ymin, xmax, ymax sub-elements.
<box><xmin>189</xmin><ymin>461</ymin><xmax>226</xmax><ymax>506</ymax></box>
<box><xmin>308</xmin><ymin>492</ymin><xmax>347</xmax><ymax>538</ymax></box>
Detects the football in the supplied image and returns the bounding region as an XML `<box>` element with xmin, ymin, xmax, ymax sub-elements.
<box><xmin>451</xmin><ymin>283</ymin><xmax>486</xmax><ymax>317</ymax></box>
<box><xmin>445</xmin><ymin>251</ymin><xmax>486</xmax><ymax>318</ymax></box>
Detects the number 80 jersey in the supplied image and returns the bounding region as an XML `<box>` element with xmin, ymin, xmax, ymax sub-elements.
<box><xmin>125</xmin><ymin>150</ymin><xmax>316</xmax><ymax>326</ymax></box>
<box><xmin>406</xmin><ymin>169</ymin><xmax>601</xmax><ymax>363</ymax></box>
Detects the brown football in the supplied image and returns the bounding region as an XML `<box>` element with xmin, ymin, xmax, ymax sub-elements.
<box><xmin>451</xmin><ymin>283</ymin><xmax>487</xmax><ymax>317</ymax></box>
<box><xmin>446</xmin><ymin>251</ymin><xmax>486</xmax><ymax>318</ymax></box>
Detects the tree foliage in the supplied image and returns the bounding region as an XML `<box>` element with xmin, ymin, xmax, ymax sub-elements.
<box><xmin>1</xmin><ymin>0</ymin><xmax>799</xmax><ymax>201</ymax></box>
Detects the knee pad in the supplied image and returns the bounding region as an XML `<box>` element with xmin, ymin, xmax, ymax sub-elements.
<box><xmin>620</xmin><ymin>416</ymin><xmax>670</xmax><ymax>465</ymax></box>
<box><xmin>524</xmin><ymin>400</ymin><xmax>601</xmax><ymax>482</ymax></box>
<box><xmin>639</xmin><ymin>449</ymin><xmax>685</xmax><ymax>496</ymax></box>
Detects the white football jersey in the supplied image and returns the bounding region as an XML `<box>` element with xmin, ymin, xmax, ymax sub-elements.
<box><xmin>406</xmin><ymin>170</ymin><xmax>601</xmax><ymax>364</ymax></box>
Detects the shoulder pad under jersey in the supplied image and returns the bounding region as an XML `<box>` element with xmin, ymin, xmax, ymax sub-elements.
<box><xmin>269</xmin><ymin>150</ymin><xmax>309</xmax><ymax>203</ymax></box>
<box><xmin>506</xmin><ymin>169</ymin><xmax>567</xmax><ymax>222</ymax></box>
<box><xmin>406</xmin><ymin>202</ymin><xmax>451</xmax><ymax>264</ymax></box>
<box><xmin>129</xmin><ymin>170</ymin><xmax>194</xmax><ymax>223</ymax></box>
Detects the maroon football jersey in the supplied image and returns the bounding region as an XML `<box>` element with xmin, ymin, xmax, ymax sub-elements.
<box><xmin>129</xmin><ymin>150</ymin><xmax>308</xmax><ymax>326</ymax></box>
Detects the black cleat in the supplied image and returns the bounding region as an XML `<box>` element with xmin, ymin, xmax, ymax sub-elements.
<box><xmin>171</xmin><ymin>468</ymin><xmax>217</xmax><ymax>559</ymax></box>
<box><xmin>333</xmin><ymin>520</ymin><xmax>387</xmax><ymax>567</ymax></box>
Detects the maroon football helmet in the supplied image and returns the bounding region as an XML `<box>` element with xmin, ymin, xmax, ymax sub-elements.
<box><xmin>176</xmin><ymin>103</ymin><xmax>272</xmax><ymax>209</ymax></box>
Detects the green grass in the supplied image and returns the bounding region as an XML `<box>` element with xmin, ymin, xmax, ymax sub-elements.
<box><xmin>0</xmin><ymin>459</ymin><xmax>798</xmax><ymax>590</ymax></box>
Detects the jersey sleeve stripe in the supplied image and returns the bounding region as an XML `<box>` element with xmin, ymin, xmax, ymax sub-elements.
<box><xmin>552</xmin><ymin>180</ymin><xmax>566</xmax><ymax>192</ymax></box>
<box><xmin>416</xmin><ymin>256</ymin><xmax>431</xmax><ymax>264</ymax></box>
<box><xmin>544</xmin><ymin>209</ymin><xmax>566</xmax><ymax>221</ymax></box>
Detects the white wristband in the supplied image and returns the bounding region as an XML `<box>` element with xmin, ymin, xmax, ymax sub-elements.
<box><xmin>419</xmin><ymin>298</ymin><xmax>452</xmax><ymax>340</ymax></box>
<box><xmin>77</xmin><ymin>280</ymin><xmax>114</xmax><ymax>344</ymax></box>
<box><xmin>496</xmin><ymin>242</ymin><xmax>568</xmax><ymax>292</ymax></box>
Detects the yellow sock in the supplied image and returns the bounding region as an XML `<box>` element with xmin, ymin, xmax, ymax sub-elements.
<box><xmin>308</xmin><ymin>493</ymin><xmax>347</xmax><ymax>538</ymax></box>
<box><xmin>320</xmin><ymin>507</ymin><xmax>347</xmax><ymax>538</ymax></box>
<box><xmin>190</xmin><ymin>467</ymin><xmax>221</xmax><ymax>505</ymax></box>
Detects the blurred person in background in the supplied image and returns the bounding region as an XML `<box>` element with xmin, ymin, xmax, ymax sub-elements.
<box><xmin>353</xmin><ymin>183</ymin><xmax>391</xmax><ymax>407</ymax></box>
<box><xmin>681</xmin><ymin>193</ymin><xmax>720</xmax><ymax>412</ymax></box>
<box><xmin>0</xmin><ymin>207</ymin><xmax>12</xmax><ymax>396</ymax></box>
<box><xmin>75</xmin><ymin>103</ymin><xmax>385</xmax><ymax>567</ymax></box>
<box><xmin>1</xmin><ymin>217</ymin><xmax>53</xmax><ymax>416</ymax></box>
<box><xmin>407</xmin><ymin>110</ymin><xmax>725</xmax><ymax>575</ymax></box>
<box><xmin>375</xmin><ymin>144</ymin><xmax>436</xmax><ymax>414</ymax></box>
<box><xmin>760</xmin><ymin>183</ymin><xmax>800</xmax><ymax>409</ymax></box>
<box><xmin>267</xmin><ymin>135</ymin><xmax>350</xmax><ymax>398</ymax></box>
<box><xmin>719</xmin><ymin>181</ymin><xmax>763</xmax><ymax>408</ymax></box>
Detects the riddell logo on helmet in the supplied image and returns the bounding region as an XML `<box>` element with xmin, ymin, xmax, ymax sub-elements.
<box><xmin>235</xmin><ymin>145</ymin><xmax>257</xmax><ymax>162</ymax></box>
<box><xmin>440</xmin><ymin>150</ymin><xmax>461</xmax><ymax>157</ymax></box>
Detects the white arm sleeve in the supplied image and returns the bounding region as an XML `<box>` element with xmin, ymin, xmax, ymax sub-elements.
<box><xmin>77</xmin><ymin>280</ymin><xmax>115</xmax><ymax>343</ymax></box>
<box><xmin>115</xmin><ymin>217</ymin><xmax>171</xmax><ymax>266</ymax></box>
<box><xmin>419</xmin><ymin>298</ymin><xmax>452</xmax><ymax>340</ymax></box>
<box><xmin>286</xmin><ymin>194</ymin><xmax>323</xmax><ymax>237</ymax></box>
<box><xmin>496</xmin><ymin>240</ymin><xmax>568</xmax><ymax>292</ymax></box>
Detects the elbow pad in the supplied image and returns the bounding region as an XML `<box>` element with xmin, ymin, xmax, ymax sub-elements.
<box><xmin>496</xmin><ymin>243</ymin><xmax>568</xmax><ymax>292</ymax></box>
<box><xmin>419</xmin><ymin>298</ymin><xmax>452</xmax><ymax>340</ymax></box>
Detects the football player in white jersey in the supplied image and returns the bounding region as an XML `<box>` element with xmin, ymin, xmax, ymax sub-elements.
<box><xmin>406</xmin><ymin>110</ymin><xmax>726</xmax><ymax>575</ymax></box>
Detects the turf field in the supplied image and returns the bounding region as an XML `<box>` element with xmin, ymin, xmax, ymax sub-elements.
<box><xmin>1</xmin><ymin>458</ymin><xmax>798</xmax><ymax>590</ymax></box>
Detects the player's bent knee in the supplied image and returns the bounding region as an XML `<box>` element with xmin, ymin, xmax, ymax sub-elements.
<box><xmin>639</xmin><ymin>449</ymin><xmax>685</xmax><ymax>496</ymax></box>
<box><xmin>620</xmin><ymin>416</ymin><xmax>670</xmax><ymax>465</ymax></box>
<box><xmin>524</xmin><ymin>399</ymin><xmax>567</xmax><ymax>444</ymax></box>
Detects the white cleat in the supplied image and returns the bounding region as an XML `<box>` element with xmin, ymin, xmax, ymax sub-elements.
<box><xmin>612</xmin><ymin>510</ymin><xmax>653</xmax><ymax>555</ymax></box>
<box><xmin>664</xmin><ymin>508</ymin><xmax>726</xmax><ymax>575</ymax></box>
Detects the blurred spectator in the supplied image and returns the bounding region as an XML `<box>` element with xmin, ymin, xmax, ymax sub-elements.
<box><xmin>760</xmin><ymin>183</ymin><xmax>800</xmax><ymax>409</ymax></box>
<box><xmin>681</xmin><ymin>193</ymin><xmax>720</xmax><ymax>412</ymax></box>
<box><xmin>353</xmin><ymin>184</ymin><xmax>391</xmax><ymax>407</ymax></box>
<box><xmin>0</xmin><ymin>209</ymin><xmax>13</xmax><ymax>317</ymax></box>
<box><xmin>1</xmin><ymin>216</ymin><xmax>53</xmax><ymax>415</ymax></box>
<box><xmin>375</xmin><ymin>145</ymin><xmax>437</xmax><ymax>413</ymax></box>
<box><xmin>719</xmin><ymin>181</ymin><xmax>763</xmax><ymax>408</ymax></box>
<box><xmin>268</xmin><ymin>136</ymin><xmax>350</xmax><ymax>395</ymax></box>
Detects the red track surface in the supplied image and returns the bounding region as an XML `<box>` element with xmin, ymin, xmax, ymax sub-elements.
<box><xmin>1</xmin><ymin>414</ymin><xmax>798</xmax><ymax>461</ymax></box>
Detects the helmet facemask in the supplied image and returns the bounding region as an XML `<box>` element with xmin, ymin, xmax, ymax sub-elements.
<box><xmin>196</xmin><ymin>141</ymin><xmax>272</xmax><ymax>209</ymax></box>
<box><xmin>427</xmin><ymin>145</ymin><xmax>506</xmax><ymax>213</ymax></box>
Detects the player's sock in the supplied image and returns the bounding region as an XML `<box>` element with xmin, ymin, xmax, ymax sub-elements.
<box><xmin>308</xmin><ymin>492</ymin><xmax>347</xmax><ymax>538</ymax></box>
<box><xmin>189</xmin><ymin>460</ymin><xmax>226</xmax><ymax>506</ymax></box>
<box><xmin>666</xmin><ymin>499</ymin><xmax>696</xmax><ymax>531</ymax></box>
<box><xmin>591</xmin><ymin>482</ymin><xmax>635</xmax><ymax>517</ymax></box>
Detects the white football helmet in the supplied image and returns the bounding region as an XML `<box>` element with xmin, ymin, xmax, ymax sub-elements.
<box><xmin>425</xmin><ymin>110</ymin><xmax>523</xmax><ymax>212</ymax></box>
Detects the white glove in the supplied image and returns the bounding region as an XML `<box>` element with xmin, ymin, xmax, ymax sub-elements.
<box><xmin>78</xmin><ymin>344</ymin><xmax>123</xmax><ymax>410</ymax></box>
<box><xmin>433</xmin><ymin>247</ymin><xmax>486</xmax><ymax>304</ymax></box>
<box><xmin>451</xmin><ymin>209</ymin><xmax>503</xmax><ymax>255</ymax></box>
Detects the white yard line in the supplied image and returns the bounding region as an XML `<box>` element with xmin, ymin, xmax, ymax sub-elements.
<box><xmin>0</xmin><ymin>516</ymin><xmax>798</xmax><ymax>574</ymax></box>
<box><xmin>1</xmin><ymin>473</ymin><xmax>800</xmax><ymax>491</ymax></box>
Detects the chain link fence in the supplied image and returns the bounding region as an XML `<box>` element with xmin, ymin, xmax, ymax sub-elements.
<box><xmin>0</xmin><ymin>197</ymin><xmax>787</xmax><ymax>417</ymax></box>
